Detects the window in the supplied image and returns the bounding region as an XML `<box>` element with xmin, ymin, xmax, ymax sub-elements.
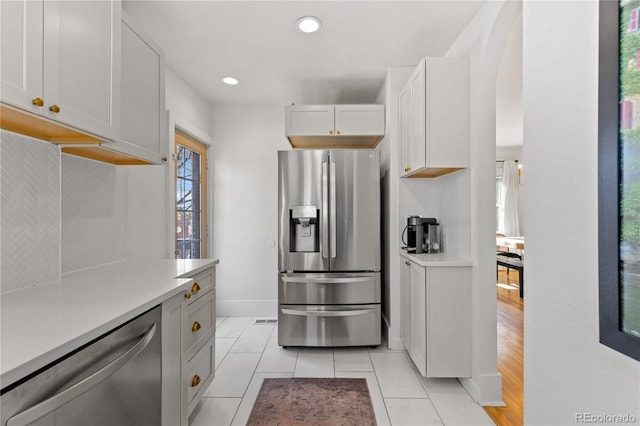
<box><xmin>620</xmin><ymin>99</ymin><xmax>635</xmax><ymax>129</ymax></box>
<box><xmin>496</xmin><ymin>162</ymin><xmax>505</xmax><ymax>233</ymax></box>
<box><xmin>175</xmin><ymin>131</ymin><xmax>207</xmax><ymax>259</ymax></box>
<box><xmin>630</xmin><ymin>7</ymin><xmax>639</xmax><ymax>32</ymax></box>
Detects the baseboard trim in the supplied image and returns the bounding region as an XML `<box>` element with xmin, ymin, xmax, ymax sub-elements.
<box><xmin>460</xmin><ymin>374</ymin><xmax>505</xmax><ymax>406</ymax></box>
<box><xmin>217</xmin><ymin>299</ymin><xmax>277</xmax><ymax>317</ymax></box>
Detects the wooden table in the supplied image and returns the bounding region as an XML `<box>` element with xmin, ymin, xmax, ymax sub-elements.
<box><xmin>496</xmin><ymin>236</ymin><xmax>524</xmax><ymax>251</ymax></box>
<box><xmin>496</xmin><ymin>236</ymin><xmax>524</xmax><ymax>298</ymax></box>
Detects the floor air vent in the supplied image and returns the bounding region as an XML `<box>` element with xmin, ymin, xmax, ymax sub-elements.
<box><xmin>254</xmin><ymin>319</ymin><xmax>278</xmax><ymax>325</ymax></box>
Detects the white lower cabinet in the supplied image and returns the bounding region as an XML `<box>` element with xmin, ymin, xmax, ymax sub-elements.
<box><xmin>401</xmin><ymin>257</ymin><xmax>471</xmax><ymax>377</ymax></box>
<box><xmin>161</xmin><ymin>266</ymin><xmax>216</xmax><ymax>426</ymax></box>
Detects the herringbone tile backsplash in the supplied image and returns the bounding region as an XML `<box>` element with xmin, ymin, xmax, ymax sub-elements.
<box><xmin>61</xmin><ymin>154</ymin><xmax>127</xmax><ymax>273</ymax></box>
<box><xmin>1</xmin><ymin>131</ymin><xmax>61</xmax><ymax>292</ymax></box>
<box><xmin>1</xmin><ymin>130</ymin><xmax>129</xmax><ymax>292</ymax></box>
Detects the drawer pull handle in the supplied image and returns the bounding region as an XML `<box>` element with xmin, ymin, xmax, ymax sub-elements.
<box><xmin>49</xmin><ymin>104</ymin><xmax>60</xmax><ymax>113</ymax></box>
<box><xmin>192</xmin><ymin>321</ymin><xmax>201</xmax><ymax>332</ymax></box>
<box><xmin>191</xmin><ymin>283</ymin><xmax>201</xmax><ymax>294</ymax></box>
<box><xmin>184</xmin><ymin>292</ymin><xmax>191</xmax><ymax>300</ymax></box>
<box><xmin>32</xmin><ymin>97</ymin><xmax>44</xmax><ymax>107</ymax></box>
<box><xmin>336</xmin><ymin>130</ymin><xmax>341</xmax><ymax>135</ymax></box>
<box><xmin>191</xmin><ymin>375</ymin><xmax>201</xmax><ymax>387</ymax></box>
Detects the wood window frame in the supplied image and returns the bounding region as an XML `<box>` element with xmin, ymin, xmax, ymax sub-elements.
<box><xmin>174</xmin><ymin>129</ymin><xmax>208</xmax><ymax>259</ymax></box>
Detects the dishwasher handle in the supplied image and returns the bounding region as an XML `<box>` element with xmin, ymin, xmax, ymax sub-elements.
<box><xmin>6</xmin><ymin>323</ymin><xmax>157</xmax><ymax>426</ymax></box>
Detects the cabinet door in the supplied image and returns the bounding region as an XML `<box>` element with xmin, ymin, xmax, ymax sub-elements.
<box><xmin>43</xmin><ymin>0</ymin><xmax>121</xmax><ymax>140</ymax></box>
<box><xmin>120</xmin><ymin>13</ymin><xmax>165</xmax><ymax>163</ymax></box>
<box><xmin>285</xmin><ymin>105</ymin><xmax>335</xmax><ymax>136</ymax></box>
<box><xmin>399</xmin><ymin>83</ymin><xmax>412</xmax><ymax>176</ymax></box>
<box><xmin>162</xmin><ymin>291</ymin><xmax>187</xmax><ymax>426</ymax></box>
<box><xmin>409</xmin><ymin>60</ymin><xmax>426</xmax><ymax>173</ymax></box>
<box><xmin>334</xmin><ymin>105</ymin><xmax>384</xmax><ymax>136</ymax></box>
<box><xmin>426</xmin><ymin>58</ymin><xmax>469</xmax><ymax>168</ymax></box>
<box><xmin>1</xmin><ymin>0</ymin><xmax>43</xmax><ymax>111</ymax></box>
<box><xmin>426</xmin><ymin>267</ymin><xmax>471</xmax><ymax>377</ymax></box>
<box><xmin>409</xmin><ymin>261</ymin><xmax>426</xmax><ymax>376</ymax></box>
<box><xmin>401</xmin><ymin>259</ymin><xmax>412</xmax><ymax>351</ymax></box>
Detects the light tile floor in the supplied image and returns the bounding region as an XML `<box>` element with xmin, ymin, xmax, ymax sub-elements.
<box><xmin>189</xmin><ymin>317</ymin><xmax>495</xmax><ymax>426</ymax></box>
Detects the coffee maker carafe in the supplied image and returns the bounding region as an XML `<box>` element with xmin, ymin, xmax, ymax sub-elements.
<box><xmin>405</xmin><ymin>216</ymin><xmax>441</xmax><ymax>254</ymax></box>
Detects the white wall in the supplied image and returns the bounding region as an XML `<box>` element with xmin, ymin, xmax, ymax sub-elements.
<box><xmin>126</xmin><ymin>67</ymin><xmax>213</xmax><ymax>261</ymax></box>
<box><xmin>445</xmin><ymin>0</ymin><xmax>522</xmax><ymax>405</ymax></box>
<box><xmin>210</xmin><ymin>105</ymin><xmax>290</xmax><ymax>316</ymax></box>
<box><xmin>523</xmin><ymin>1</ymin><xmax>640</xmax><ymax>423</ymax></box>
<box><xmin>165</xmin><ymin>68</ymin><xmax>212</xmax><ymax>137</ymax></box>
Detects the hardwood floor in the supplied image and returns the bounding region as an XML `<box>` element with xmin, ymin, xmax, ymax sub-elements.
<box><xmin>484</xmin><ymin>268</ymin><xmax>524</xmax><ymax>426</ymax></box>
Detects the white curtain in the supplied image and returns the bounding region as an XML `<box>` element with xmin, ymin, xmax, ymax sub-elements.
<box><xmin>501</xmin><ymin>160</ymin><xmax>520</xmax><ymax>236</ymax></box>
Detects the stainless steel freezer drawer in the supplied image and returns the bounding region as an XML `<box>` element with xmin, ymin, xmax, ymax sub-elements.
<box><xmin>278</xmin><ymin>304</ymin><xmax>381</xmax><ymax>347</ymax></box>
<box><xmin>278</xmin><ymin>272</ymin><xmax>381</xmax><ymax>305</ymax></box>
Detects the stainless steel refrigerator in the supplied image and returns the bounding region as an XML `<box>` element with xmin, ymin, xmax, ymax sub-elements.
<box><xmin>278</xmin><ymin>149</ymin><xmax>381</xmax><ymax>347</ymax></box>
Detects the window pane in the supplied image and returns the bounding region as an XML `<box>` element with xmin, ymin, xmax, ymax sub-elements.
<box><xmin>175</xmin><ymin>135</ymin><xmax>206</xmax><ymax>259</ymax></box>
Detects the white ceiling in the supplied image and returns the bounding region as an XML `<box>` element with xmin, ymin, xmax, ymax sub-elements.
<box><xmin>122</xmin><ymin>0</ymin><xmax>486</xmax><ymax>106</ymax></box>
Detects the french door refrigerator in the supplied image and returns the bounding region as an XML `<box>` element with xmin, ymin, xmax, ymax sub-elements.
<box><xmin>278</xmin><ymin>149</ymin><xmax>381</xmax><ymax>347</ymax></box>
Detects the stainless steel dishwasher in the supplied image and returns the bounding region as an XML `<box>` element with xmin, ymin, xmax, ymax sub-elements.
<box><xmin>0</xmin><ymin>305</ymin><xmax>162</xmax><ymax>426</ymax></box>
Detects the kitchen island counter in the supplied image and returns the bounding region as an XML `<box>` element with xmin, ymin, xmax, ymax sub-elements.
<box><xmin>0</xmin><ymin>259</ymin><xmax>219</xmax><ymax>389</ymax></box>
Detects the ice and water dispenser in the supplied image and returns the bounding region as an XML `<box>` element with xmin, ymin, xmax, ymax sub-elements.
<box><xmin>289</xmin><ymin>205</ymin><xmax>319</xmax><ymax>252</ymax></box>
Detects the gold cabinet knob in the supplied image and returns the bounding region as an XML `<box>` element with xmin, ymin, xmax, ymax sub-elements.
<box><xmin>191</xmin><ymin>375</ymin><xmax>201</xmax><ymax>387</ymax></box>
<box><xmin>162</xmin><ymin>157</ymin><xmax>167</xmax><ymax>162</ymax></box>
<box><xmin>404</xmin><ymin>166</ymin><xmax>411</xmax><ymax>173</ymax></box>
<box><xmin>184</xmin><ymin>292</ymin><xmax>191</xmax><ymax>299</ymax></box>
<box><xmin>329</xmin><ymin>130</ymin><xmax>333</xmax><ymax>135</ymax></box>
<box><xmin>49</xmin><ymin>104</ymin><xmax>60</xmax><ymax>113</ymax></box>
<box><xmin>192</xmin><ymin>321</ymin><xmax>201</xmax><ymax>332</ymax></box>
<box><xmin>336</xmin><ymin>130</ymin><xmax>341</xmax><ymax>135</ymax></box>
<box><xmin>32</xmin><ymin>97</ymin><xmax>44</xmax><ymax>107</ymax></box>
<box><xmin>191</xmin><ymin>282</ymin><xmax>201</xmax><ymax>294</ymax></box>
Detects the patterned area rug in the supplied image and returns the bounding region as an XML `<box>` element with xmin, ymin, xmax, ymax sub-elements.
<box><xmin>246</xmin><ymin>377</ymin><xmax>377</xmax><ymax>426</ymax></box>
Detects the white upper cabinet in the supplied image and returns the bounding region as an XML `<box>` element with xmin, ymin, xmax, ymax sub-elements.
<box><xmin>1</xmin><ymin>0</ymin><xmax>121</xmax><ymax>141</ymax></box>
<box><xmin>116</xmin><ymin>12</ymin><xmax>165</xmax><ymax>164</ymax></box>
<box><xmin>1</xmin><ymin>0</ymin><xmax>43</xmax><ymax>112</ymax></box>
<box><xmin>400</xmin><ymin>57</ymin><xmax>469</xmax><ymax>178</ymax></box>
<box><xmin>285</xmin><ymin>104</ymin><xmax>384</xmax><ymax>148</ymax></box>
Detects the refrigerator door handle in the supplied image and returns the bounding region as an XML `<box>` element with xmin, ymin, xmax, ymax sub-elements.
<box><xmin>329</xmin><ymin>160</ymin><xmax>337</xmax><ymax>259</ymax></box>
<box><xmin>321</xmin><ymin>161</ymin><xmax>329</xmax><ymax>259</ymax></box>
<box><xmin>281</xmin><ymin>308</ymin><xmax>377</xmax><ymax>317</ymax></box>
<box><xmin>281</xmin><ymin>276</ymin><xmax>374</xmax><ymax>284</ymax></box>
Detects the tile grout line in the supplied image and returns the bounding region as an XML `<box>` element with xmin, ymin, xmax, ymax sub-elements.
<box><xmin>367</xmin><ymin>346</ymin><xmax>394</xmax><ymax>425</ymax></box>
<box><xmin>406</xmin><ymin>350</ymin><xmax>446</xmax><ymax>425</ymax></box>
<box><xmin>229</xmin><ymin>319</ymin><xmax>263</xmax><ymax>426</ymax></box>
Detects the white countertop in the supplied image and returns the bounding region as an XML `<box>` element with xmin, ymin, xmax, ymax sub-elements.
<box><xmin>400</xmin><ymin>250</ymin><xmax>473</xmax><ymax>267</ymax></box>
<box><xmin>0</xmin><ymin>258</ymin><xmax>219</xmax><ymax>388</ymax></box>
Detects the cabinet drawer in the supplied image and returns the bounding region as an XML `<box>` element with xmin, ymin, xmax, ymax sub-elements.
<box><xmin>186</xmin><ymin>339</ymin><xmax>214</xmax><ymax>413</ymax></box>
<box><xmin>185</xmin><ymin>289</ymin><xmax>214</xmax><ymax>357</ymax></box>
<box><xmin>278</xmin><ymin>304</ymin><xmax>381</xmax><ymax>347</ymax></box>
<box><xmin>185</xmin><ymin>270</ymin><xmax>214</xmax><ymax>305</ymax></box>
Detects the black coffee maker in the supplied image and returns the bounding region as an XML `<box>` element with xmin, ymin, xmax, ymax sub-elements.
<box><xmin>404</xmin><ymin>216</ymin><xmax>441</xmax><ymax>254</ymax></box>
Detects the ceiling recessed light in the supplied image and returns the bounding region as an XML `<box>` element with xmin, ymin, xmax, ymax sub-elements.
<box><xmin>296</xmin><ymin>16</ymin><xmax>322</xmax><ymax>33</ymax></box>
<box><xmin>222</xmin><ymin>76</ymin><xmax>239</xmax><ymax>85</ymax></box>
